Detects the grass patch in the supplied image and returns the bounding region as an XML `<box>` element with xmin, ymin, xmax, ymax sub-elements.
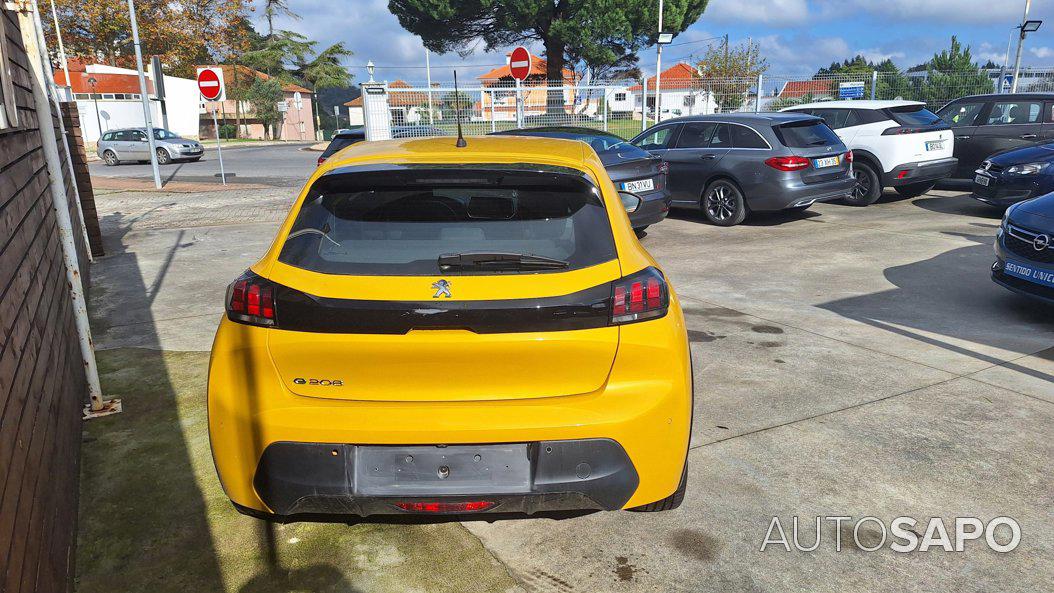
<box><xmin>77</xmin><ymin>348</ymin><xmax>520</xmax><ymax>593</ymax></box>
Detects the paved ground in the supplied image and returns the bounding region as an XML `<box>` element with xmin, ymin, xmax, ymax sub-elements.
<box><xmin>87</xmin><ymin>143</ymin><xmax>318</xmax><ymax>186</ymax></box>
<box><xmin>81</xmin><ymin>150</ymin><xmax>1054</xmax><ymax>592</ymax></box>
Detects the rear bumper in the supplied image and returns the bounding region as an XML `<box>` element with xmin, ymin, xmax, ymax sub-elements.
<box><xmin>629</xmin><ymin>191</ymin><xmax>672</xmax><ymax>229</ymax></box>
<box><xmin>883</xmin><ymin>157</ymin><xmax>957</xmax><ymax>187</ymax></box>
<box><xmin>748</xmin><ymin>174</ymin><xmax>855</xmax><ymax>212</ymax></box>
<box><xmin>248</xmin><ymin>438</ymin><xmax>639</xmax><ymax>519</ymax></box>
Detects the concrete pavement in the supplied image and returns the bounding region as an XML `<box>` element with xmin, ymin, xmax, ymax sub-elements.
<box><xmin>84</xmin><ymin>174</ymin><xmax>1053</xmax><ymax>592</ymax></box>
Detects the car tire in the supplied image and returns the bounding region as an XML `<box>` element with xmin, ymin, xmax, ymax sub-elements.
<box><xmin>102</xmin><ymin>150</ymin><xmax>120</xmax><ymax>166</ymax></box>
<box><xmin>894</xmin><ymin>181</ymin><xmax>936</xmax><ymax>198</ymax></box>
<box><xmin>701</xmin><ymin>179</ymin><xmax>747</xmax><ymax>226</ymax></box>
<box><xmin>628</xmin><ymin>461</ymin><xmax>687</xmax><ymax>512</ymax></box>
<box><xmin>846</xmin><ymin>162</ymin><xmax>881</xmax><ymax>206</ymax></box>
<box><xmin>189</xmin><ymin>157</ymin><xmax>202</xmax><ymax>162</ymax></box>
<box><xmin>634</xmin><ymin>225</ymin><xmax>649</xmax><ymax>237</ymax></box>
<box><xmin>156</xmin><ymin>148</ymin><xmax>171</xmax><ymax>165</ymax></box>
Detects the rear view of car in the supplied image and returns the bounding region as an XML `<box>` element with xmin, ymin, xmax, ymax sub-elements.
<box><xmin>782</xmin><ymin>101</ymin><xmax>956</xmax><ymax>204</ymax></box>
<box><xmin>208</xmin><ymin>136</ymin><xmax>692</xmax><ymax>520</ymax></box>
<box><xmin>316</xmin><ymin>128</ymin><xmax>365</xmax><ymax>166</ymax></box>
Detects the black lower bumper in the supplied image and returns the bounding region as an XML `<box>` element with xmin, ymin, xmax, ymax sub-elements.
<box><xmin>248</xmin><ymin>439</ymin><xmax>640</xmax><ymax>520</ymax></box>
<box><xmin>883</xmin><ymin>157</ymin><xmax>957</xmax><ymax>186</ymax></box>
<box><xmin>630</xmin><ymin>193</ymin><xmax>671</xmax><ymax>229</ymax></box>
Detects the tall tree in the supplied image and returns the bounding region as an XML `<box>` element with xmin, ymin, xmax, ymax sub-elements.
<box><xmin>263</xmin><ymin>0</ymin><xmax>300</xmax><ymax>38</ymax></box>
<box><xmin>389</xmin><ymin>0</ymin><xmax>709</xmax><ymax>111</ymax></box>
<box><xmin>696</xmin><ymin>39</ymin><xmax>768</xmax><ymax>112</ymax></box>
<box><xmin>916</xmin><ymin>36</ymin><xmax>993</xmax><ymax>107</ymax></box>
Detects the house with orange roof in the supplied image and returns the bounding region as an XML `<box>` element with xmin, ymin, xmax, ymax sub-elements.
<box><xmin>476</xmin><ymin>51</ymin><xmax>585</xmax><ymax>120</ymax></box>
<box><xmin>343</xmin><ymin>79</ymin><xmax>442</xmax><ymax>127</ymax></box>
<box><xmin>627</xmin><ymin>62</ymin><xmax>719</xmax><ymax>118</ymax></box>
<box><xmin>777</xmin><ymin>79</ymin><xmax>836</xmax><ymax>101</ymax></box>
<box><xmin>195</xmin><ymin>64</ymin><xmax>316</xmax><ymax>140</ymax></box>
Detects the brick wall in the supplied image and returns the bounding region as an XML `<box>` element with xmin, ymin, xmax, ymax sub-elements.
<box><xmin>0</xmin><ymin>7</ymin><xmax>90</xmax><ymax>593</ymax></box>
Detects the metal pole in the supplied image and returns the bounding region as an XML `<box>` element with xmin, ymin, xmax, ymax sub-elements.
<box><xmin>18</xmin><ymin>3</ymin><xmax>117</xmax><ymax>417</ymax></box>
<box><xmin>655</xmin><ymin>0</ymin><xmax>663</xmax><ymax>123</ymax></box>
<box><xmin>603</xmin><ymin>85</ymin><xmax>609</xmax><ymax>132</ymax></box>
<box><xmin>212</xmin><ymin>108</ymin><xmax>226</xmax><ymax>185</ymax></box>
<box><xmin>641</xmin><ymin>77</ymin><xmax>649</xmax><ymax>133</ymax></box>
<box><xmin>515</xmin><ymin>78</ymin><xmax>522</xmax><ymax>128</ymax></box>
<box><xmin>1011</xmin><ymin>0</ymin><xmax>1032</xmax><ymax>93</ymax></box>
<box><xmin>125</xmin><ymin>0</ymin><xmax>161</xmax><ymax>188</ymax></box>
<box><xmin>998</xmin><ymin>29</ymin><xmax>1014</xmax><ymax>93</ymax></box>
<box><xmin>755</xmin><ymin>73</ymin><xmax>762</xmax><ymax>113</ymax></box>
<box><xmin>870</xmin><ymin>70</ymin><xmax>878</xmax><ymax>100</ymax></box>
<box><xmin>489</xmin><ymin>90</ymin><xmax>496</xmax><ymax>133</ymax></box>
<box><xmin>49</xmin><ymin>0</ymin><xmax>71</xmax><ymax>87</ymax></box>
<box><xmin>31</xmin><ymin>0</ymin><xmax>92</xmax><ymax>261</ymax></box>
<box><xmin>425</xmin><ymin>49</ymin><xmax>435</xmax><ymax>125</ymax></box>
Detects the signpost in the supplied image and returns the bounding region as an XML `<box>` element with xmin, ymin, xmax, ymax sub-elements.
<box><xmin>196</xmin><ymin>67</ymin><xmax>227</xmax><ymax>185</ymax></box>
<box><xmin>838</xmin><ymin>81</ymin><xmax>866</xmax><ymax>100</ymax></box>
<box><xmin>510</xmin><ymin>46</ymin><xmax>531</xmax><ymax>128</ymax></box>
<box><xmin>293</xmin><ymin>91</ymin><xmax>304</xmax><ymax>141</ymax></box>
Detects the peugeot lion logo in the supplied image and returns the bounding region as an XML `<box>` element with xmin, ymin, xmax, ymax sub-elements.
<box><xmin>432</xmin><ymin>279</ymin><xmax>452</xmax><ymax>298</ymax></box>
<box><xmin>1034</xmin><ymin>234</ymin><xmax>1051</xmax><ymax>251</ymax></box>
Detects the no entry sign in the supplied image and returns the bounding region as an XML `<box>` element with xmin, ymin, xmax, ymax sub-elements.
<box><xmin>509</xmin><ymin>47</ymin><xmax>531</xmax><ymax>81</ymax></box>
<box><xmin>197</xmin><ymin>67</ymin><xmax>225</xmax><ymax>101</ymax></box>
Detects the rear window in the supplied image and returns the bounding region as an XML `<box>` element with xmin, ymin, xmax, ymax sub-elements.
<box><xmin>516</xmin><ymin>131</ymin><xmax>651</xmax><ymax>160</ymax></box>
<box><xmin>773</xmin><ymin>121</ymin><xmax>842</xmax><ymax>148</ymax></box>
<box><xmin>886</xmin><ymin>105</ymin><xmax>943</xmax><ymax>127</ymax></box>
<box><xmin>278</xmin><ymin>166</ymin><xmax>617</xmax><ymax>276</ymax></box>
<box><xmin>321</xmin><ymin>135</ymin><xmax>364</xmax><ymax>158</ymax></box>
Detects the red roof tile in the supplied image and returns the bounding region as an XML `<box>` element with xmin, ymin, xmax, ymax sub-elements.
<box><xmin>627</xmin><ymin>62</ymin><xmax>701</xmax><ymax>91</ymax></box>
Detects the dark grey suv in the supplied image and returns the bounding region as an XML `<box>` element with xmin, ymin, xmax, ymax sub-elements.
<box><xmin>631</xmin><ymin>114</ymin><xmax>854</xmax><ymax>226</ymax></box>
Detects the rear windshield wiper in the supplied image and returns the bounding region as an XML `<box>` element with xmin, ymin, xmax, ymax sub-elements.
<box><xmin>438</xmin><ymin>252</ymin><xmax>570</xmax><ymax>271</ymax></box>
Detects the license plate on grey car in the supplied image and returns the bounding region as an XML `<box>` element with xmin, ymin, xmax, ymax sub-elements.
<box><xmin>621</xmin><ymin>178</ymin><xmax>655</xmax><ymax>193</ymax></box>
<box><xmin>813</xmin><ymin>156</ymin><xmax>839</xmax><ymax>168</ymax></box>
<box><xmin>354</xmin><ymin>444</ymin><xmax>531</xmax><ymax>496</ymax></box>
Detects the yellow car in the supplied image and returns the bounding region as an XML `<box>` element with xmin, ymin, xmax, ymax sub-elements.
<box><xmin>208</xmin><ymin>135</ymin><xmax>692</xmax><ymax>520</ymax></box>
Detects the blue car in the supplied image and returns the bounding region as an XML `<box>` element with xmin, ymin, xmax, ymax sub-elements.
<box><xmin>972</xmin><ymin>142</ymin><xmax>1054</xmax><ymax>207</ymax></box>
<box><xmin>992</xmin><ymin>192</ymin><xmax>1054</xmax><ymax>304</ymax></box>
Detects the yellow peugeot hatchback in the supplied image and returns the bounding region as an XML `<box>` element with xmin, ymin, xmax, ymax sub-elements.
<box><xmin>208</xmin><ymin>135</ymin><xmax>692</xmax><ymax>520</ymax></box>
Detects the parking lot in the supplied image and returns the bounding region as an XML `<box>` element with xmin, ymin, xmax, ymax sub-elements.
<box><xmin>76</xmin><ymin>150</ymin><xmax>1054</xmax><ymax>592</ymax></box>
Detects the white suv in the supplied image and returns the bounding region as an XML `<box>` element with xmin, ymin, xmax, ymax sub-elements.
<box><xmin>781</xmin><ymin>100</ymin><xmax>957</xmax><ymax>205</ymax></box>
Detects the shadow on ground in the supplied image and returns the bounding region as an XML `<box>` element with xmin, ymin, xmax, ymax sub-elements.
<box><xmin>80</xmin><ymin>212</ymin><xmax>521</xmax><ymax>592</ymax></box>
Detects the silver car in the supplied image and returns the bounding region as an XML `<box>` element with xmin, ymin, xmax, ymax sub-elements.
<box><xmin>97</xmin><ymin>128</ymin><xmax>204</xmax><ymax>166</ymax></box>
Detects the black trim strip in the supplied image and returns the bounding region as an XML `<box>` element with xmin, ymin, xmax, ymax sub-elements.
<box><xmin>272</xmin><ymin>281</ymin><xmax>613</xmax><ymax>334</ymax></box>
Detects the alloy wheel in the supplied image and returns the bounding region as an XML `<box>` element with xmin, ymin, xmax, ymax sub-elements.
<box><xmin>853</xmin><ymin>170</ymin><xmax>871</xmax><ymax>200</ymax></box>
<box><xmin>704</xmin><ymin>183</ymin><xmax>738</xmax><ymax>222</ymax></box>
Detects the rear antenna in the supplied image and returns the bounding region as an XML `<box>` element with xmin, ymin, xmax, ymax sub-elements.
<box><xmin>453</xmin><ymin>70</ymin><xmax>467</xmax><ymax>148</ymax></box>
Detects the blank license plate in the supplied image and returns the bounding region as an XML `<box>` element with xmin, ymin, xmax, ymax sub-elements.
<box><xmin>813</xmin><ymin>156</ymin><xmax>839</xmax><ymax>168</ymax></box>
<box><xmin>974</xmin><ymin>174</ymin><xmax>990</xmax><ymax>187</ymax></box>
<box><xmin>621</xmin><ymin>178</ymin><xmax>655</xmax><ymax>193</ymax></box>
<box><xmin>926</xmin><ymin>140</ymin><xmax>945</xmax><ymax>151</ymax></box>
<box><xmin>354</xmin><ymin>444</ymin><xmax>531</xmax><ymax>496</ymax></box>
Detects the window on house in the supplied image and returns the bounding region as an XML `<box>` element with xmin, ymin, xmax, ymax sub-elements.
<box><xmin>0</xmin><ymin>9</ymin><xmax>18</xmax><ymax>130</ymax></box>
<box><xmin>614</xmin><ymin>92</ymin><xmax>627</xmax><ymax>102</ymax></box>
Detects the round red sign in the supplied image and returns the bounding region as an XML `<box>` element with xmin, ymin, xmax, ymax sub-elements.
<box><xmin>509</xmin><ymin>47</ymin><xmax>531</xmax><ymax>81</ymax></box>
<box><xmin>197</xmin><ymin>68</ymin><xmax>223</xmax><ymax>101</ymax></box>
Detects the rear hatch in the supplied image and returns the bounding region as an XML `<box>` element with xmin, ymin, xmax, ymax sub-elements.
<box><xmin>262</xmin><ymin>165</ymin><xmax>623</xmax><ymax>402</ymax></box>
<box><xmin>774</xmin><ymin>119</ymin><xmax>851</xmax><ymax>183</ymax></box>
<box><xmin>597</xmin><ymin>142</ymin><xmax>664</xmax><ymax>194</ymax></box>
<box><xmin>883</xmin><ymin>104</ymin><xmax>954</xmax><ymax>163</ymax></box>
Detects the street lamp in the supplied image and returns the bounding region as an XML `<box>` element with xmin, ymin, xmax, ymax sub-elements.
<box><xmin>1010</xmin><ymin>0</ymin><xmax>1041</xmax><ymax>92</ymax></box>
<box><xmin>654</xmin><ymin>0</ymin><xmax>673</xmax><ymax>123</ymax></box>
<box><xmin>87</xmin><ymin>76</ymin><xmax>103</xmax><ymax>138</ymax></box>
<box><xmin>366</xmin><ymin>60</ymin><xmax>375</xmax><ymax>83</ymax></box>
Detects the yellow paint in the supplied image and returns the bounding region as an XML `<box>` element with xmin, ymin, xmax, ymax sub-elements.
<box><xmin>208</xmin><ymin>136</ymin><xmax>692</xmax><ymax>513</ymax></box>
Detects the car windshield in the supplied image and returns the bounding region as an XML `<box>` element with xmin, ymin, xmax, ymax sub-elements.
<box><xmin>773</xmin><ymin>121</ymin><xmax>842</xmax><ymax>148</ymax></box>
<box><xmin>153</xmin><ymin>129</ymin><xmax>180</xmax><ymax>140</ymax></box>
<box><xmin>278</xmin><ymin>166</ymin><xmax>617</xmax><ymax>276</ymax></box>
<box><xmin>510</xmin><ymin>131</ymin><xmax>651</xmax><ymax>160</ymax></box>
<box><xmin>887</xmin><ymin>105</ymin><xmax>943</xmax><ymax>127</ymax></box>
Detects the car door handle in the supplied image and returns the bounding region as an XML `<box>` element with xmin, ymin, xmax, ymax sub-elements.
<box><xmin>1020</xmin><ymin>134</ymin><xmax>1037</xmax><ymax>139</ymax></box>
<box><xmin>700</xmin><ymin>154</ymin><xmax>716</xmax><ymax>160</ymax></box>
<box><xmin>958</xmin><ymin>135</ymin><xmax>971</xmax><ymax>140</ymax></box>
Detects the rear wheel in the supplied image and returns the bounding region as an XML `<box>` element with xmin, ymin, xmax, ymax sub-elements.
<box><xmin>155</xmin><ymin>148</ymin><xmax>171</xmax><ymax>165</ymax></box>
<box><xmin>102</xmin><ymin>150</ymin><xmax>119</xmax><ymax>166</ymax></box>
<box><xmin>701</xmin><ymin>179</ymin><xmax>747</xmax><ymax>226</ymax></box>
<box><xmin>894</xmin><ymin>181</ymin><xmax>936</xmax><ymax>198</ymax></box>
<box><xmin>846</xmin><ymin>162</ymin><xmax>881</xmax><ymax>206</ymax></box>
<box><xmin>634</xmin><ymin>225</ymin><xmax>649</xmax><ymax>238</ymax></box>
<box><xmin>628</xmin><ymin>461</ymin><xmax>687</xmax><ymax>512</ymax></box>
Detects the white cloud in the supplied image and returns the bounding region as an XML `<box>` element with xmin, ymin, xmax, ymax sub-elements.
<box><xmin>706</xmin><ymin>0</ymin><xmax>810</xmax><ymax>26</ymax></box>
<box><xmin>827</xmin><ymin>0</ymin><xmax>1029</xmax><ymax>24</ymax></box>
<box><xmin>854</xmin><ymin>48</ymin><xmax>907</xmax><ymax>64</ymax></box>
<box><xmin>1031</xmin><ymin>47</ymin><xmax>1054</xmax><ymax>59</ymax></box>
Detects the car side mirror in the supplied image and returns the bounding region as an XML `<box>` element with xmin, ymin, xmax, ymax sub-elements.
<box><xmin>619</xmin><ymin>191</ymin><xmax>642</xmax><ymax>213</ymax></box>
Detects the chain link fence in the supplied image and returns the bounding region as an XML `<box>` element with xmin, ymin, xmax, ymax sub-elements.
<box><xmin>365</xmin><ymin>68</ymin><xmax>1054</xmax><ymax>140</ymax></box>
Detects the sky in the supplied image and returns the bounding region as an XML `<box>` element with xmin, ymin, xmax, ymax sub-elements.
<box><xmin>264</xmin><ymin>0</ymin><xmax>1054</xmax><ymax>84</ymax></box>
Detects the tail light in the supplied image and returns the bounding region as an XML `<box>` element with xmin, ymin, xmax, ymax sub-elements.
<box><xmin>610</xmin><ymin>267</ymin><xmax>669</xmax><ymax>325</ymax></box>
<box><xmin>393</xmin><ymin>501</ymin><xmax>495</xmax><ymax>513</ymax></box>
<box><xmin>657</xmin><ymin>160</ymin><xmax>669</xmax><ymax>175</ymax></box>
<box><xmin>226</xmin><ymin>271</ymin><xmax>276</xmax><ymax>327</ymax></box>
<box><xmin>764</xmin><ymin>156</ymin><xmax>811</xmax><ymax>171</ymax></box>
<box><xmin>316</xmin><ymin>155</ymin><xmax>326</xmax><ymax>166</ymax></box>
<box><xmin>845</xmin><ymin>150</ymin><xmax>853</xmax><ymax>163</ymax></box>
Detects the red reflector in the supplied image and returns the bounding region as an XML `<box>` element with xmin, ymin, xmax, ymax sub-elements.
<box><xmin>394</xmin><ymin>501</ymin><xmax>495</xmax><ymax>513</ymax></box>
<box><xmin>764</xmin><ymin>156</ymin><xmax>810</xmax><ymax>171</ymax></box>
<box><xmin>845</xmin><ymin>150</ymin><xmax>853</xmax><ymax>163</ymax></box>
<box><xmin>317</xmin><ymin>156</ymin><xmax>326</xmax><ymax>166</ymax></box>
<box><xmin>897</xmin><ymin>170</ymin><xmax>909</xmax><ymax>179</ymax></box>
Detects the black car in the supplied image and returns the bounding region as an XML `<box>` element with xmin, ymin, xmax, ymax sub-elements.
<box><xmin>491</xmin><ymin>126</ymin><xmax>671</xmax><ymax>232</ymax></box>
<box><xmin>317</xmin><ymin>126</ymin><xmax>448</xmax><ymax>165</ymax></box>
<box><xmin>629</xmin><ymin>114</ymin><xmax>854</xmax><ymax>226</ymax></box>
<box><xmin>992</xmin><ymin>191</ymin><xmax>1054</xmax><ymax>304</ymax></box>
<box><xmin>936</xmin><ymin>93</ymin><xmax>1054</xmax><ymax>179</ymax></box>
<box><xmin>972</xmin><ymin>141</ymin><xmax>1054</xmax><ymax>207</ymax></box>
